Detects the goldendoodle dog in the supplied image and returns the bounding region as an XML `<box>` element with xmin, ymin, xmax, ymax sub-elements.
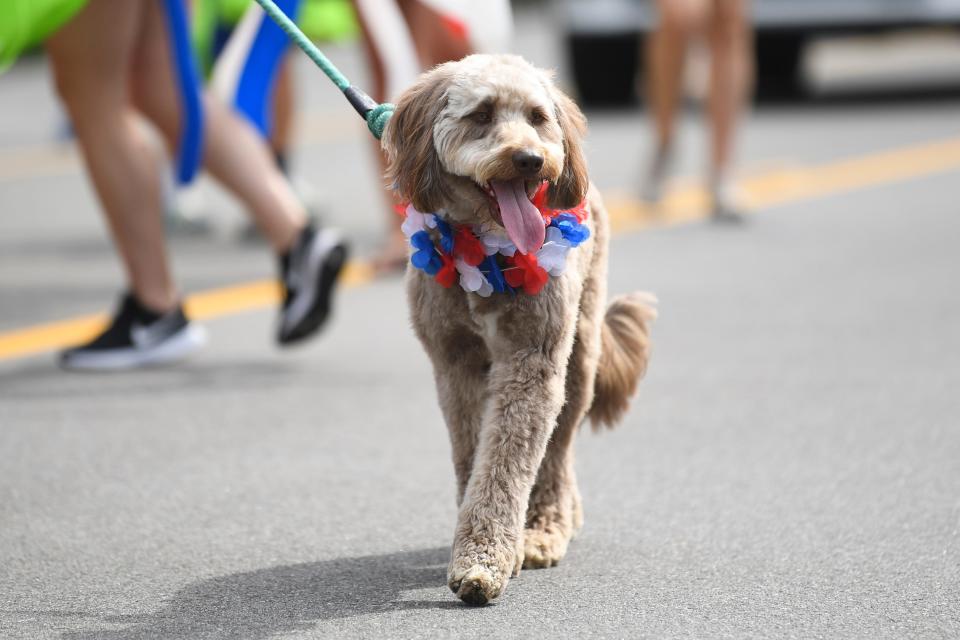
<box><xmin>382</xmin><ymin>54</ymin><xmax>655</xmax><ymax>606</ymax></box>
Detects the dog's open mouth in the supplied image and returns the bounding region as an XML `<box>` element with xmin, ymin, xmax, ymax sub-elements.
<box><xmin>478</xmin><ymin>179</ymin><xmax>545</xmax><ymax>255</ymax></box>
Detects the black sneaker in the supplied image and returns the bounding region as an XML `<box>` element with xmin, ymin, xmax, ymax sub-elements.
<box><xmin>277</xmin><ymin>225</ymin><xmax>348</xmax><ymax>345</ymax></box>
<box><xmin>60</xmin><ymin>293</ymin><xmax>206</xmax><ymax>371</ymax></box>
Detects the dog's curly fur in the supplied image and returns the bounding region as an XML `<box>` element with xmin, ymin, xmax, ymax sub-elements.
<box><xmin>382</xmin><ymin>54</ymin><xmax>656</xmax><ymax>606</ymax></box>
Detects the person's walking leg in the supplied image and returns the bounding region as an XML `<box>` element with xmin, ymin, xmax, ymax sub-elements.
<box><xmin>706</xmin><ymin>0</ymin><xmax>753</xmax><ymax>220</ymax></box>
<box><xmin>642</xmin><ymin>0</ymin><xmax>705</xmax><ymax>202</ymax></box>
<box><xmin>47</xmin><ymin>0</ymin><xmax>177</xmax><ymax>313</ymax></box>
<box><xmin>47</xmin><ymin>0</ymin><xmax>206</xmax><ymax>370</ymax></box>
<box><xmin>270</xmin><ymin>54</ymin><xmax>295</xmax><ymax>173</ymax></box>
<box><xmin>132</xmin><ymin>0</ymin><xmax>346</xmax><ymax>343</ymax></box>
<box><xmin>351</xmin><ymin>0</ymin><xmax>419</xmax><ymax>275</ymax></box>
<box><xmin>396</xmin><ymin>0</ymin><xmax>472</xmax><ymax>67</ymax></box>
<box><xmin>131</xmin><ymin>0</ymin><xmax>305</xmax><ymax>253</ymax></box>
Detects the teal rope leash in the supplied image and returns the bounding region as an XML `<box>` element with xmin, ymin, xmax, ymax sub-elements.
<box><xmin>251</xmin><ymin>0</ymin><xmax>394</xmax><ymax>139</ymax></box>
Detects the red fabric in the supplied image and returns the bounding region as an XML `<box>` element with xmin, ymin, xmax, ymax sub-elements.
<box><xmin>531</xmin><ymin>182</ymin><xmax>550</xmax><ymax>218</ymax></box>
<box><xmin>531</xmin><ymin>182</ymin><xmax>588</xmax><ymax>224</ymax></box>
<box><xmin>435</xmin><ymin>253</ymin><xmax>457</xmax><ymax>288</ymax></box>
<box><xmin>504</xmin><ymin>253</ymin><xmax>549</xmax><ymax>295</ymax></box>
<box><xmin>439</xmin><ymin>14</ymin><xmax>470</xmax><ymax>42</ymax></box>
<box><xmin>454</xmin><ymin>226</ymin><xmax>485</xmax><ymax>266</ymax></box>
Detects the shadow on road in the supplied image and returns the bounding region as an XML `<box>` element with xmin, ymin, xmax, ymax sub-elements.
<box><xmin>0</xmin><ymin>358</ymin><xmax>385</xmax><ymax>401</ymax></box>
<box><xmin>60</xmin><ymin>547</ymin><xmax>457</xmax><ymax>639</ymax></box>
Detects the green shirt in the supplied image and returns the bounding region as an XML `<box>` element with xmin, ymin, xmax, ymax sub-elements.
<box><xmin>0</xmin><ymin>0</ymin><xmax>88</xmax><ymax>71</ymax></box>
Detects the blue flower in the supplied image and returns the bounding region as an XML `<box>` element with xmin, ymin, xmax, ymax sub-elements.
<box><xmin>550</xmin><ymin>213</ymin><xmax>591</xmax><ymax>247</ymax></box>
<box><xmin>434</xmin><ymin>217</ymin><xmax>455</xmax><ymax>255</ymax></box>
<box><xmin>481</xmin><ymin>255</ymin><xmax>512</xmax><ymax>294</ymax></box>
<box><xmin>410</xmin><ymin>230</ymin><xmax>442</xmax><ymax>275</ymax></box>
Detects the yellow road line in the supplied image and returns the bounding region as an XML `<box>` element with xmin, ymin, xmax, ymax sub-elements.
<box><xmin>1</xmin><ymin>135</ymin><xmax>959</xmax><ymax>363</ymax></box>
<box><xmin>0</xmin><ymin>313</ymin><xmax>108</xmax><ymax>363</ymax></box>
<box><xmin>605</xmin><ymin>135</ymin><xmax>960</xmax><ymax>232</ymax></box>
<box><xmin>185</xmin><ymin>262</ymin><xmax>371</xmax><ymax>319</ymax></box>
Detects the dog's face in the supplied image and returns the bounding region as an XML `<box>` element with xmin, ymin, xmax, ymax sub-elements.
<box><xmin>383</xmin><ymin>54</ymin><xmax>588</xmax><ymax>255</ymax></box>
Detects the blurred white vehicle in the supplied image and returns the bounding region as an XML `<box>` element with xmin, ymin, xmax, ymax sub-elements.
<box><xmin>560</xmin><ymin>0</ymin><xmax>960</xmax><ymax>104</ymax></box>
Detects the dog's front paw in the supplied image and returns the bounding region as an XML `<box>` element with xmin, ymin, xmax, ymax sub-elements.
<box><xmin>448</xmin><ymin>563</ymin><xmax>504</xmax><ymax>606</ymax></box>
<box><xmin>448</xmin><ymin>539</ymin><xmax>518</xmax><ymax>606</ymax></box>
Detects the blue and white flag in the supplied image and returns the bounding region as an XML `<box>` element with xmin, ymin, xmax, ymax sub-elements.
<box><xmin>161</xmin><ymin>0</ymin><xmax>205</xmax><ymax>184</ymax></box>
<box><xmin>210</xmin><ymin>0</ymin><xmax>302</xmax><ymax>137</ymax></box>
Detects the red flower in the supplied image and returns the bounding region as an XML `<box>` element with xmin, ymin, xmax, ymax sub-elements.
<box><xmin>454</xmin><ymin>226</ymin><xmax>485</xmax><ymax>266</ymax></box>
<box><xmin>563</xmin><ymin>201</ymin><xmax>589</xmax><ymax>223</ymax></box>
<box><xmin>434</xmin><ymin>253</ymin><xmax>457</xmax><ymax>288</ymax></box>
<box><xmin>504</xmin><ymin>253</ymin><xmax>549</xmax><ymax>295</ymax></box>
<box><xmin>531</xmin><ymin>181</ymin><xmax>588</xmax><ymax>224</ymax></box>
<box><xmin>532</xmin><ymin>182</ymin><xmax>551</xmax><ymax>220</ymax></box>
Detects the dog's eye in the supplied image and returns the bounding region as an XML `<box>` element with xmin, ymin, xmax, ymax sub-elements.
<box><xmin>469</xmin><ymin>110</ymin><xmax>492</xmax><ymax>125</ymax></box>
<box><xmin>529</xmin><ymin>108</ymin><xmax>548</xmax><ymax>126</ymax></box>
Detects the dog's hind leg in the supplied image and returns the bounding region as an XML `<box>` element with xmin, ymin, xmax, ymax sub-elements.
<box><xmin>522</xmin><ymin>335</ymin><xmax>597</xmax><ymax>569</ymax></box>
<box><xmin>523</xmin><ymin>265</ymin><xmax>605</xmax><ymax>569</ymax></box>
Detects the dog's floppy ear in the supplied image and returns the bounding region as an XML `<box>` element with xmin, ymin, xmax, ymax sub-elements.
<box><xmin>546</xmin><ymin>87</ymin><xmax>589</xmax><ymax>210</ymax></box>
<box><xmin>381</xmin><ymin>68</ymin><xmax>451</xmax><ymax>213</ymax></box>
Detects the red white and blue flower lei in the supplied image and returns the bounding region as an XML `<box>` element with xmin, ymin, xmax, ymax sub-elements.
<box><xmin>401</xmin><ymin>183</ymin><xmax>590</xmax><ymax>296</ymax></box>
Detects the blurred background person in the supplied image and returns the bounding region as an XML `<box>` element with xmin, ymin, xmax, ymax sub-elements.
<box><xmin>195</xmin><ymin>0</ymin><xmax>357</xmax><ymax>175</ymax></box>
<box><xmin>641</xmin><ymin>0</ymin><xmax>753</xmax><ymax>222</ymax></box>
<box><xmin>162</xmin><ymin>0</ymin><xmax>356</xmax><ymax>235</ymax></box>
<box><xmin>175</xmin><ymin>0</ymin><xmax>358</xmax><ymax>235</ymax></box>
<box><xmin>2</xmin><ymin>0</ymin><xmax>348</xmax><ymax>370</ymax></box>
<box><xmin>351</xmin><ymin>0</ymin><xmax>513</xmax><ymax>273</ymax></box>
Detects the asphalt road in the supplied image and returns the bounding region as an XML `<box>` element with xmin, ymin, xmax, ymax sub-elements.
<box><xmin>2</xmin><ymin>12</ymin><xmax>960</xmax><ymax>640</ymax></box>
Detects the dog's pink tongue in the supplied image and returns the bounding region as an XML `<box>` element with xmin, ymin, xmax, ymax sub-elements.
<box><xmin>491</xmin><ymin>179</ymin><xmax>545</xmax><ymax>255</ymax></box>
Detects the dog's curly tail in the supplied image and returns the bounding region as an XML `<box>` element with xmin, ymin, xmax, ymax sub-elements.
<box><xmin>588</xmin><ymin>292</ymin><xmax>657</xmax><ymax>430</ymax></box>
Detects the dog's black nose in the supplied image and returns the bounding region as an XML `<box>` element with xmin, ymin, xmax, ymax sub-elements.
<box><xmin>512</xmin><ymin>150</ymin><xmax>544</xmax><ymax>176</ymax></box>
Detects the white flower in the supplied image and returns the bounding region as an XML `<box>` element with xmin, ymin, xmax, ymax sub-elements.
<box><xmin>402</xmin><ymin>205</ymin><xmax>439</xmax><ymax>238</ymax></box>
<box><xmin>479</xmin><ymin>229</ymin><xmax>517</xmax><ymax>257</ymax></box>
<box><xmin>401</xmin><ymin>205</ymin><xmax>438</xmax><ymax>238</ymax></box>
<box><xmin>401</xmin><ymin>207</ymin><xmax>425</xmax><ymax>238</ymax></box>
<box><xmin>537</xmin><ymin>227</ymin><xmax>572</xmax><ymax>276</ymax></box>
<box><xmin>455</xmin><ymin>259</ymin><xmax>493</xmax><ymax>297</ymax></box>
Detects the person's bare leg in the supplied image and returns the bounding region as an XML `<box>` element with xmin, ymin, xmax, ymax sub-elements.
<box><xmin>648</xmin><ymin>0</ymin><xmax>704</xmax><ymax>152</ymax></box>
<box><xmin>202</xmin><ymin>96</ymin><xmax>306</xmax><ymax>251</ymax></box>
<box><xmin>46</xmin><ymin>0</ymin><xmax>177</xmax><ymax>312</ymax></box>
<box><xmin>642</xmin><ymin>0</ymin><xmax>706</xmax><ymax>202</ymax></box>
<box><xmin>270</xmin><ymin>55</ymin><xmax>295</xmax><ymax>171</ymax></box>
<box><xmin>706</xmin><ymin>0</ymin><xmax>752</xmax><ymax>192</ymax></box>
<box><xmin>354</xmin><ymin>0</ymin><xmax>474</xmax><ymax>274</ymax></box>
<box><xmin>397</xmin><ymin>0</ymin><xmax>472</xmax><ymax>67</ymax></box>
<box><xmin>131</xmin><ymin>0</ymin><xmax>306</xmax><ymax>253</ymax></box>
<box><xmin>352</xmin><ymin>1</ymin><xmax>411</xmax><ymax>274</ymax></box>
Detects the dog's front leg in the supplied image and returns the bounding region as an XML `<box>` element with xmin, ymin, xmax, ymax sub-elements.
<box><xmin>431</xmin><ymin>332</ymin><xmax>490</xmax><ymax>505</ymax></box>
<box><xmin>410</xmin><ymin>277</ymin><xmax>492</xmax><ymax>504</ymax></box>
<box><xmin>448</xmin><ymin>305</ymin><xmax>577</xmax><ymax>605</ymax></box>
